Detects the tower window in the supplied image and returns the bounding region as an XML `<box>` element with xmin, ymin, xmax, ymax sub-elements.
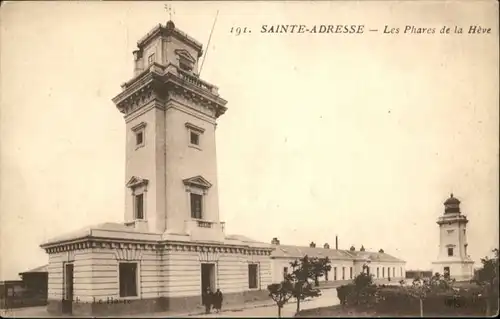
<box><xmin>136</xmin><ymin>131</ymin><xmax>144</xmax><ymax>146</ymax></box>
<box><xmin>185</xmin><ymin>122</ymin><xmax>204</xmax><ymax>150</ymax></box>
<box><xmin>190</xmin><ymin>193</ymin><xmax>203</xmax><ymax>219</ymax></box>
<box><xmin>131</xmin><ymin>122</ymin><xmax>146</xmax><ymax>149</ymax></box>
<box><xmin>179</xmin><ymin>60</ymin><xmax>193</xmax><ymax>72</ymax></box>
<box><xmin>190</xmin><ymin>132</ymin><xmax>200</xmax><ymax>145</ymax></box>
<box><xmin>134</xmin><ymin>194</ymin><xmax>144</xmax><ymax>220</ymax></box>
<box><xmin>148</xmin><ymin>53</ymin><xmax>155</xmax><ymax>65</ymax></box>
<box><xmin>448</xmin><ymin>247</ymin><xmax>454</xmax><ymax>256</ymax></box>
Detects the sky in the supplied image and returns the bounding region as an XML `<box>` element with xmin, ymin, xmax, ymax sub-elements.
<box><xmin>0</xmin><ymin>1</ymin><xmax>498</xmax><ymax>280</ymax></box>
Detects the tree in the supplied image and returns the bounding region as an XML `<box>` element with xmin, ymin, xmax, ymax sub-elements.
<box><xmin>288</xmin><ymin>255</ymin><xmax>331</xmax><ymax>314</ymax></box>
<box><xmin>346</xmin><ymin>271</ymin><xmax>379</xmax><ymax>308</ymax></box>
<box><xmin>401</xmin><ymin>273</ymin><xmax>455</xmax><ymax>317</ymax></box>
<box><xmin>268</xmin><ymin>281</ymin><xmax>294</xmax><ymax>318</ymax></box>
<box><xmin>473</xmin><ymin>248</ymin><xmax>499</xmax><ymax>316</ymax></box>
<box><xmin>404</xmin><ymin>277</ymin><xmax>432</xmax><ymax>317</ymax></box>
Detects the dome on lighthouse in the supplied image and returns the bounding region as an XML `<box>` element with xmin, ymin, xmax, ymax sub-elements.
<box><xmin>444</xmin><ymin>193</ymin><xmax>461</xmax><ymax>214</ymax></box>
<box><xmin>444</xmin><ymin>193</ymin><xmax>461</xmax><ymax>205</ymax></box>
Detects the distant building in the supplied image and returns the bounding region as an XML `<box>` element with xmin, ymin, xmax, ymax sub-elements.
<box><xmin>18</xmin><ymin>265</ymin><xmax>48</xmax><ymax>305</ymax></box>
<box><xmin>270</xmin><ymin>237</ymin><xmax>406</xmax><ymax>284</ymax></box>
<box><xmin>0</xmin><ymin>265</ymin><xmax>49</xmax><ymax>310</ymax></box>
<box><xmin>405</xmin><ymin>270</ymin><xmax>433</xmax><ymax>279</ymax></box>
<box><xmin>431</xmin><ymin>194</ymin><xmax>474</xmax><ymax>281</ymax></box>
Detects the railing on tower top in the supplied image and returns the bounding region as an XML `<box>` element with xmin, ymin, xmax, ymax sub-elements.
<box><xmin>438</xmin><ymin>214</ymin><xmax>467</xmax><ymax>223</ymax></box>
<box><xmin>121</xmin><ymin>62</ymin><xmax>219</xmax><ymax>95</ymax></box>
<box><xmin>176</xmin><ymin>67</ymin><xmax>215</xmax><ymax>92</ymax></box>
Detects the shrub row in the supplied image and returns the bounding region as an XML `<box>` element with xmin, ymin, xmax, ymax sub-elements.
<box><xmin>337</xmin><ymin>284</ymin><xmax>498</xmax><ymax>316</ymax></box>
<box><xmin>375</xmin><ymin>286</ymin><xmax>492</xmax><ymax>316</ymax></box>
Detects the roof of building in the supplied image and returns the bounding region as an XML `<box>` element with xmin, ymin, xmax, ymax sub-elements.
<box><xmin>19</xmin><ymin>264</ymin><xmax>48</xmax><ymax>275</ymax></box>
<box><xmin>40</xmin><ymin>222</ymin><xmax>161</xmax><ymax>248</ymax></box>
<box><xmin>271</xmin><ymin>244</ymin><xmax>405</xmax><ymax>263</ymax></box>
<box><xmin>344</xmin><ymin>250</ymin><xmax>405</xmax><ymax>262</ymax></box>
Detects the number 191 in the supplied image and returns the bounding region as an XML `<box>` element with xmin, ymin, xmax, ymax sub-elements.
<box><xmin>230</xmin><ymin>27</ymin><xmax>250</xmax><ymax>36</ymax></box>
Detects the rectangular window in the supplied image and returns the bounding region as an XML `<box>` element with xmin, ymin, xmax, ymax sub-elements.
<box><xmin>448</xmin><ymin>248</ymin><xmax>454</xmax><ymax>256</ymax></box>
<box><xmin>325</xmin><ymin>269</ymin><xmax>329</xmax><ymax>281</ymax></box>
<box><xmin>119</xmin><ymin>263</ymin><xmax>138</xmax><ymax>297</ymax></box>
<box><xmin>387</xmin><ymin>267</ymin><xmax>390</xmax><ymax>278</ymax></box>
<box><xmin>190</xmin><ymin>131</ymin><xmax>200</xmax><ymax>145</ymax></box>
<box><xmin>190</xmin><ymin>193</ymin><xmax>203</xmax><ymax>219</ymax></box>
<box><xmin>382</xmin><ymin>267</ymin><xmax>385</xmax><ymax>278</ymax></box>
<box><xmin>377</xmin><ymin>267</ymin><xmax>380</xmax><ymax>278</ymax></box>
<box><xmin>179</xmin><ymin>61</ymin><xmax>193</xmax><ymax>72</ymax></box>
<box><xmin>136</xmin><ymin>131</ymin><xmax>144</xmax><ymax>146</ymax></box>
<box><xmin>148</xmin><ymin>53</ymin><xmax>155</xmax><ymax>65</ymax></box>
<box><xmin>400</xmin><ymin>267</ymin><xmax>403</xmax><ymax>277</ymax></box>
<box><xmin>342</xmin><ymin>267</ymin><xmax>345</xmax><ymax>280</ymax></box>
<box><xmin>248</xmin><ymin>264</ymin><xmax>258</xmax><ymax>289</ymax></box>
<box><xmin>393</xmin><ymin>267</ymin><xmax>395</xmax><ymax>278</ymax></box>
<box><xmin>283</xmin><ymin>267</ymin><xmax>288</xmax><ymax>279</ymax></box>
<box><xmin>333</xmin><ymin>267</ymin><xmax>337</xmax><ymax>280</ymax></box>
<box><xmin>350</xmin><ymin>267</ymin><xmax>353</xmax><ymax>279</ymax></box>
<box><xmin>134</xmin><ymin>194</ymin><xmax>144</xmax><ymax>220</ymax></box>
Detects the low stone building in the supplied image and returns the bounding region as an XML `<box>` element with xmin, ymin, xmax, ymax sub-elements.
<box><xmin>270</xmin><ymin>238</ymin><xmax>406</xmax><ymax>285</ymax></box>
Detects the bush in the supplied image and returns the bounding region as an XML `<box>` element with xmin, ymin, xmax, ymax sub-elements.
<box><xmin>336</xmin><ymin>284</ymin><xmax>355</xmax><ymax>305</ymax></box>
<box><xmin>376</xmin><ymin>286</ymin><xmax>420</xmax><ymax>314</ymax></box>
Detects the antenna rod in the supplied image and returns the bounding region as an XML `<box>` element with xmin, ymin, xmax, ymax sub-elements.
<box><xmin>199</xmin><ymin>10</ymin><xmax>219</xmax><ymax>77</ymax></box>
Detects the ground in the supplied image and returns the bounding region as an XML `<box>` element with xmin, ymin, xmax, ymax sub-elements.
<box><xmin>1</xmin><ymin>288</ymin><xmax>340</xmax><ymax>318</ymax></box>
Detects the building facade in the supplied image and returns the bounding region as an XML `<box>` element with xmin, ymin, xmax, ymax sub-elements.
<box><xmin>40</xmin><ymin>20</ymin><xmax>273</xmax><ymax>316</ymax></box>
<box><xmin>269</xmin><ymin>238</ymin><xmax>406</xmax><ymax>285</ymax></box>
<box><xmin>431</xmin><ymin>194</ymin><xmax>474</xmax><ymax>281</ymax></box>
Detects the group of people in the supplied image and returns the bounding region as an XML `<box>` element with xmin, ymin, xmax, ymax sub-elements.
<box><xmin>202</xmin><ymin>287</ymin><xmax>224</xmax><ymax>314</ymax></box>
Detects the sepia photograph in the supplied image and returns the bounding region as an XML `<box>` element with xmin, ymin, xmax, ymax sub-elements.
<box><xmin>0</xmin><ymin>0</ymin><xmax>498</xmax><ymax>317</ymax></box>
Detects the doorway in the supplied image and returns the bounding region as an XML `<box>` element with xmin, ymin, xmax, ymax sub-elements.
<box><xmin>201</xmin><ymin>263</ymin><xmax>216</xmax><ymax>295</ymax></box>
<box><xmin>444</xmin><ymin>266</ymin><xmax>450</xmax><ymax>279</ymax></box>
<box><xmin>62</xmin><ymin>263</ymin><xmax>74</xmax><ymax>314</ymax></box>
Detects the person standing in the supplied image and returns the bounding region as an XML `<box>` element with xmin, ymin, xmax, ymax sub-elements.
<box><xmin>202</xmin><ymin>287</ymin><xmax>212</xmax><ymax>314</ymax></box>
<box><xmin>213</xmin><ymin>289</ymin><xmax>223</xmax><ymax>313</ymax></box>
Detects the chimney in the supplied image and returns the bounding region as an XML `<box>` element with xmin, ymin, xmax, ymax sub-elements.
<box><xmin>324</xmin><ymin>243</ymin><xmax>330</xmax><ymax>249</ymax></box>
<box><xmin>350</xmin><ymin>245</ymin><xmax>356</xmax><ymax>251</ymax></box>
<box><xmin>379</xmin><ymin>249</ymin><xmax>385</xmax><ymax>253</ymax></box>
<box><xmin>335</xmin><ymin>235</ymin><xmax>338</xmax><ymax>250</ymax></box>
<box><xmin>309</xmin><ymin>241</ymin><xmax>316</xmax><ymax>248</ymax></box>
<box><xmin>360</xmin><ymin>245</ymin><xmax>366</xmax><ymax>252</ymax></box>
<box><xmin>271</xmin><ymin>237</ymin><xmax>280</xmax><ymax>245</ymax></box>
